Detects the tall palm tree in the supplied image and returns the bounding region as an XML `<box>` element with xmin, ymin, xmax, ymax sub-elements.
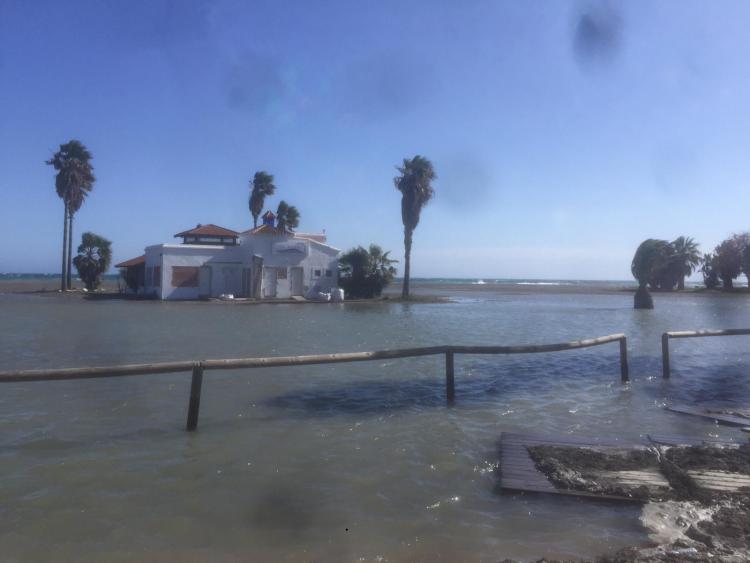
<box><xmin>670</xmin><ymin>236</ymin><xmax>702</xmax><ymax>290</ymax></box>
<box><xmin>394</xmin><ymin>155</ymin><xmax>435</xmax><ymax>299</ymax></box>
<box><xmin>276</xmin><ymin>200</ymin><xmax>300</xmax><ymax>231</ymax></box>
<box><xmin>46</xmin><ymin>141</ymin><xmax>95</xmax><ymax>290</ymax></box>
<box><xmin>249</xmin><ymin>171</ymin><xmax>276</xmax><ymax>228</ymax></box>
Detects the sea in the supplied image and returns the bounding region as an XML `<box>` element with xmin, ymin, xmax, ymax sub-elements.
<box><xmin>1</xmin><ymin>279</ymin><xmax>749</xmax><ymax>560</ymax></box>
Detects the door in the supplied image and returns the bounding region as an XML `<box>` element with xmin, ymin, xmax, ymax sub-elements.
<box><xmin>262</xmin><ymin>267</ymin><xmax>277</xmax><ymax>298</ymax></box>
<box><xmin>290</xmin><ymin>267</ymin><xmax>304</xmax><ymax>296</ymax></box>
<box><xmin>221</xmin><ymin>266</ymin><xmax>242</xmax><ymax>296</ymax></box>
<box><xmin>199</xmin><ymin>266</ymin><xmax>212</xmax><ymax>298</ymax></box>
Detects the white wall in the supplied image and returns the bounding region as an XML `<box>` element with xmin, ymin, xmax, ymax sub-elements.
<box><xmin>141</xmin><ymin>232</ymin><xmax>339</xmax><ymax>300</ymax></box>
<box><xmin>145</xmin><ymin>244</ymin><xmax>243</xmax><ymax>300</ymax></box>
<box><xmin>240</xmin><ymin>233</ymin><xmax>339</xmax><ymax>298</ymax></box>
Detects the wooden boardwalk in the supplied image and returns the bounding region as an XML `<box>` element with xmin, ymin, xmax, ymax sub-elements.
<box><xmin>499</xmin><ymin>432</ymin><xmax>743</xmax><ymax>501</ymax></box>
<box><xmin>499</xmin><ymin>432</ymin><xmax>645</xmax><ymax>502</ymax></box>
<box><xmin>666</xmin><ymin>404</ymin><xmax>750</xmax><ymax>428</ymax></box>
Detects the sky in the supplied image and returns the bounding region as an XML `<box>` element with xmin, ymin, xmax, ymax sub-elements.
<box><xmin>1</xmin><ymin>0</ymin><xmax>750</xmax><ymax>279</ymax></box>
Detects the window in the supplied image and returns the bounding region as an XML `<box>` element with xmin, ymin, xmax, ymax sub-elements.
<box><xmin>276</xmin><ymin>268</ymin><xmax>287</xmax><ymax>280</ymax></box>
<box><xmin>172</xmin><ymin>266</ymin><xmax>199</xmax><ymax>287</ymax></box>
<box><xmin>153</xmin><ymin>266</ymin><xmax>161</xmax><ymax>287</ymax></box>
<box><xmin>314</xmin><ymin>269</ymin><xmax>321</xmax><ymax>278</ymax></box>
<box><xmin>325</xmin><ymin>269</ymin><xmax>332</xmax><ymax>277</ymax></box>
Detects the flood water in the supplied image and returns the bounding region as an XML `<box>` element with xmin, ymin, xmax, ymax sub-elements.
<box><xmin>2</xmin><ymin>284</ymin><xmax>750</xmax><ymax>561</ymax></box>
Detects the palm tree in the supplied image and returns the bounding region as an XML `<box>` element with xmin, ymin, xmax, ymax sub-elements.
<box><xmin>46</xmin><ymin>141</ymin><xmax>95</xmax><ymax>290</ymax></box>
<box><xmin>394</xmin><ymin>155</ymin><xmax>435</xmax><ymax>298</ymax></box>
<box><xmin>367</xmin><ymin>244</ymin><xmax>398</xmax><ymax>281</ymax></box>
<box><xmin>338</xmin><ymin>244</ymin><xmax>398</xmax><ymax>298</ymax></box>
<box><xmin>72</xmin><ymin>232</ymin><xmax>112</xmax><ymax>290</ymax></box>
<box><xmin>249</xmin><ymin>171</ymin><xmax>276</xmax><ymax>228</ymax></box>
<box><xmin>631</xmin><ymin>239</ymin><xmax>671</xmax><ymax>309</ymax></box>
<box><xmin>276</xmin><ymin>200</ymin><xmax>300</xmax><ymax>231</ymax></box>
<box><xmin>670</xmin><ymin>236</ymin><xmax>702</xmax><ymax>290</ymax></box>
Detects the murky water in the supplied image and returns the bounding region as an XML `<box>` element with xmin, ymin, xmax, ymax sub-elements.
<box><xmin>2</xmin><ymin>287</ymin><xmax>750</xmax><ymax>561</ymax></box>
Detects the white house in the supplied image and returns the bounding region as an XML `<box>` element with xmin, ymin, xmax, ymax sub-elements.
<box><xmin>116</xmin><ymin>211</ymin><xmax>340</xmax><ymax>300</ymax></box>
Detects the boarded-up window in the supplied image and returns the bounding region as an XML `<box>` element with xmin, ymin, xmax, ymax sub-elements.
<box><xmin>154</xmin><ymin>266</ymin><xmax>161</xmax><ymax>287</ymax></box>
<box><xmin>172</xmin><ymin>266</ymin><xmax>199</xmax><ymax>287</ymax></box>
<box><xmin>277</xmin><ymin>268</ymin><xmax>287</xmax><ymax>280</ymax></box>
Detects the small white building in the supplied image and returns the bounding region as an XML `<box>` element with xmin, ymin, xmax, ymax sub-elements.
<box><xmin>117</xmin><ymin>212</ymin><xmax>340</xmax><ymax>300</ymax></box>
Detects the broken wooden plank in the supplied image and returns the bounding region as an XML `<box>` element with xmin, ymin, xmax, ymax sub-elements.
<box><xmin>498</xmin><ymin>432</ymin><xmax>644</xmax><ymax>502</ymax></box>
<box><xmin>665</xmin><ymin>404</ymin><xmax>750</xmax><ymax>428</ymax></box>
<box><xmin>647</xmin><ymin>433</ymin><xmax>740</xmax><ymax>447</ymax></box>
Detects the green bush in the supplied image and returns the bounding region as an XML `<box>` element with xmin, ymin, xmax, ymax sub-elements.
<box><xmin>339</xmin><ymin>245</ymin><xmax>397</xmax><ymax>298</ymax></box>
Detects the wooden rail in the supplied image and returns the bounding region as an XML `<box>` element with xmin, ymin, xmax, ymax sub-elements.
<box><xmin>0</xmin><ymin>333</ymin><xmax>628</xmax><ymax>431</ymax></box>
<box><xmin>661</xmin><ymin>328</ymin><xmax>750</xmax><ymax>378</ymax></box>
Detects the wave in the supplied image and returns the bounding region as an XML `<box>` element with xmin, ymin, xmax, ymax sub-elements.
<box><xmin>515</xmin><ymin>281</ymin><xmax>574</xmax><ymax>286</ymax></box>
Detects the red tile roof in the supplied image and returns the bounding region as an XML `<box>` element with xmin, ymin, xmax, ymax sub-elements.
<box><xmin>115</xmin><ymin>255</ymin><xmax>145</xmax><ymax>268</ymax></box>
<box><xmin>174</xmin><ymin>224</ymin><xmax>240</xmax><ymax>238</ymax></box>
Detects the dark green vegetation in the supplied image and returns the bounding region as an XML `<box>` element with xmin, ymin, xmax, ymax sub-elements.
<box><xmin>338</xmin><ymin>244</ymin><xmax>398</xmax><ymax>298</ymax></box>
<box><xmin>46</xmin><ymin>140</ymin><xmax>96</xmax><ymax>291</ymax></box>
<box><xmin>631</xmin><ymin>237</ymin><xmax>700</xmax><ymax>308</ymax></box>
<box><xmin>73</xmin><ymin>232</ymin><xmax>112</xmax><ymax>290</ymax></box>
<box><xmin>249</xmin><ymin>171</ymin><xmax>276</xmax><ymax>228</ymax></box>
<box><xmin>710</xmin><ymin>232</ymin><xmax>750</xmax><ymax>289</ymax></box>
<box><xmin>248</xmin><ymin>171</ymin><xmax>301</xmax><ymax>232</ymax></box>
<box><xmin>394</xmin><ymin>155</ymin><xmax>436</xmax><ymax>299</ymax></box>
<box><xmin>630</xmin><ymin>233</ymin><xmax>750</xmax><ymax>308</ymax></box>
<box><xmin>275</xmin><ymin>200</ymin><xmax>300</xmax><ymax>231</ymax></box>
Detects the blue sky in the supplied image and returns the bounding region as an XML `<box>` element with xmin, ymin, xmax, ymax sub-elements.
<box><xmin>1</xmin><ymin>0</ymin><xmax>750</xmax><ymax>279</ymax></box>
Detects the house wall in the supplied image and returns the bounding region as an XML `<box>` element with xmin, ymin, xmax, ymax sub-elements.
<box><xmin>239</xmin><ymin>233</ymin><xmax>339</xmax><ymax>298</ymax></box>
<box><xmin>141</xmin><ymin>233</ymin><xmax>339</xmax><ymax>301</ymax></box>
<box><xmin>144</xmin><ymin>244</ymin><xmax>244</xmax><ymax>300</ymax></box>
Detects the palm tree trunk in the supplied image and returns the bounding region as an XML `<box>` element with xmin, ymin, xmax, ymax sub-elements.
<box><xmin>678</xmin><ymin>275</ymin><xmax>685</xmax><ymax>291</ymax></box>
<box><xmin>253</xmin><ymin>215</ymin><xmax>258</xmax><ymax>228</ymax></box>
<box><xmin>402</xmin><ymin>229</ymin><xmax>412</xmax><ymax>299</ymax></box>
<box><xmin>61</xmin><ymin>202</ymin><xmax>69</xmax><ymax>291</ymax></box>
<box><xmin>67</xmin><ymin>211</ymin><xmax>74</xmax><ymax>289</ymax></box>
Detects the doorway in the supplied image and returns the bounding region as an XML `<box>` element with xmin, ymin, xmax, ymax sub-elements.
<box><xmin>262</xmin><ymin>267</ymin><xmax>277</xmax><ymax>298</ymax></box>
<box><xmin>290</xmin><ymin>267</ymin><xmax>304</xmax><ymax>296</ymax></box>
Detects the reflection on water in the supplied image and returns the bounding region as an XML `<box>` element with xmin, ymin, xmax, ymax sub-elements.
<box><xmin>1</xmin><ymin>288</ymin><xmax>749</xmax><ymax>560</ymax></box>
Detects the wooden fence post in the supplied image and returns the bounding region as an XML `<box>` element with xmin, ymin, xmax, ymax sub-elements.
<box><xmin>662</xmin><ymin>333</ymin><xmax>670</xmax><ymax>379</ymax></box>
<box><xmin>445</xmin><ymin>351</ymin><xmax>455</xmax><ymax>403</ymax></box>
<box><xmin>619</xmin><ymin>337</ymin><xmax>629</xmax><ymax>383</ymax></box>
<box><xmin>186</xmin><ymin>363</ymin><xmax>204</xmax><ymax>431</ymax></box>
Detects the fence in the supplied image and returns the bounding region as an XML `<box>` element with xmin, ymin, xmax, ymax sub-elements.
<box><xmin>661</xmin><ymin>328</ymin><xmax>750</xmax><ymax>378</ymax></box>
<box><xmin>0</xmin><ymin>333</ymin><xmax>629</xmax><ymax>431</ymax></box>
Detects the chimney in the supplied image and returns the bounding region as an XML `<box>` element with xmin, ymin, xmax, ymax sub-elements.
<box><xmin>262</xmin><ymin>211</ymin><xmax>276</xmax><ymax>227</ymax></box>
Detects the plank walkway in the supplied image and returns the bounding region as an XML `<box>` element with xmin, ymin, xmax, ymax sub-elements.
<box><xmin>666</xmin><ymin>404</ymin><xmax>750</xmax><ymax>428</ymax></box>
<box><xmin>499</xmin><ymin>432</ymin><xmax>645</xmax><ymax>502</ymax></box>
<box><xmin>499</xmin><ymin>432</ymin><xmax>743</xmax><ymax>502</ymax></box>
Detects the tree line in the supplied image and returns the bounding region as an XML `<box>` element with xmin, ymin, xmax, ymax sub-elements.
<box><xmin>631</xmin><ymin>232</ymin><xmax>750</xmax><ymax>308</ymax></box>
